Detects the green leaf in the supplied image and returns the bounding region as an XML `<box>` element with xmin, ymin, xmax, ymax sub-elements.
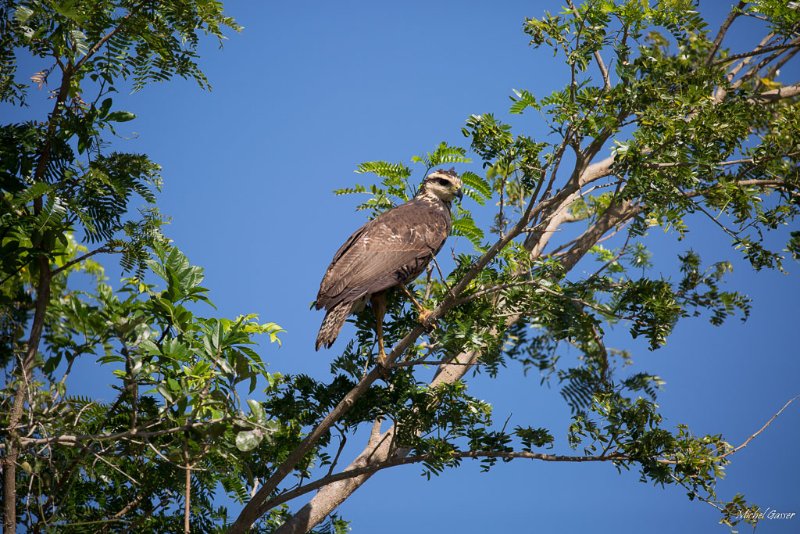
<box><xmin>99</xmin><ymin>97</ymin><xmax>113</xmax><ymax>118</ymax></box>
<box><xmin>509</xmin><ymin>88</ymin><xmax>538</xmax><ymax>114</ymax></box>
<box><xmin>235</xmin><ymin>429</ymin><xmax>264</xmax><ymax>452</ymax></box>
<box><xmin>452</xmin><ymin>212</ymin><xmax>485</xmax><ymax>250</ymax></box>
<box><xmin>69</xmin><ymin>30</ymin><xmax>89</xmax><ymax>55</ymax></box>
<box><xmin>460</xmin><ymin>170</ymin><xmax>492</xmax><ymax>199</ymax></box>
<box><xmin>14</xmin><ymin>6</ymin><xmax>33</xmax><ymax>24</ymax></box>
<box><xmin>424</xmin><ymin>142</ymin><xmax>471</xmax><ymax>167</ymax></box>
<box><xmin>106</xmin><ymin>111</ymin><xmax>136</xmax><ymax>123</ymax></box>
<box><xmin>247</xmin><ymin>399</ymin><xmax>265</xmax><ymax>422</ymax></box>
<box><xmin>137</xmin><ymin>339</ymin><xmax>161</xmax><ymax>356</ymax></box>
<box><xmin>356</xmin><ymin>161</ymin><xmax>411</xmax><ymax>179</ymax></box>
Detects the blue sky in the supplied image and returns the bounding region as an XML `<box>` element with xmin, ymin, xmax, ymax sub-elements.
<box><xmin>8</xmin><ymin>1</ymin><xmax>800</xmax><ymax>532</ymax></box>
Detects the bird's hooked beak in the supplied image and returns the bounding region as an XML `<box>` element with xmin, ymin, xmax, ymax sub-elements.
<box><xmin>455</xmin><ymin>188</ymin><xmax>464</xmax><ymax>201</ymax></box>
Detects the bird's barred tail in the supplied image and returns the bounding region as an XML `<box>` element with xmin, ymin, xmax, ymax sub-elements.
<box><xmin>315</xmin><ymin>303</ymin><xmax>351</xmax><ymax>351</ymax></box>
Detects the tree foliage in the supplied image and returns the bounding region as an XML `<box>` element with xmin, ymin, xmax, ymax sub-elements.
<box><xmin>1</xmin><ymin>1</ymin><xmax>284</xmax><ymax>532</ymax></box>
<box><xmin>235</xmin><ymin>1</ymin><xmax>799</xmax><ymax>532</ymax></box>
<box><xmin>1</xmin><ymin>1</ymin><xmax>799</xmax><ymax>533</ymax></box>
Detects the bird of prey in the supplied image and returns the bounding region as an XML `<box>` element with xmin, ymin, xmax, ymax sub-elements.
<box><xmin>315</xmin><ymin>169</ymin><xmax>463</xmax><ymax>365</ymax></box>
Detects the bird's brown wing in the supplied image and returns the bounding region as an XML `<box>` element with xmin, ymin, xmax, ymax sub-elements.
<box><xmin>316</xmin><ymin>199</ymin><xmax>450</xmax><ymax>310</ymax></box>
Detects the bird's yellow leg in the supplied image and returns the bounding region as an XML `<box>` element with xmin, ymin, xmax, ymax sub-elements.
<box><xmin>371</xmin><ymin>293</ymin><xmax>389</xmax><ymax>367</ymax></box>
<box><xmin>375</xmin><ymin>315</ymin><xmax>388</xmax><ymax>366</ymax></box>
<box><xmin>399</xmin><ymin>285</ymin><xmax>435</xmax><ymax>328</ymax></box>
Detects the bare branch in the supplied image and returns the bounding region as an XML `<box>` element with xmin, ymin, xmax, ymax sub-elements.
<box><xmin>713</xmin><ymin>41</ymin><xmax>800</xmax><ymax>67</ymax></box>
<box><xmin>595</xmin><ymin>50</ymin><xmax>611</xmax><ymax>91</ymax></box>
<box><xmin>706</xmin><ymin>1</ymin><xmax>747</xmax><ymax>65</ymax></box>
<box><xmin>716</xmin><ymin>33</ymin><xmax>776</xmax><ymax>101</ymax></box>
<box><xmin>720</xmin><ymin>396</ymin><xmax>799</xmax><ymax>459</ymax></box>
<box><xmin>269</xmin><ymin>449</ymin><xmax>628</xmax><ymax>526</ymax></box>
<box><xmin>51</xmin><ymin>245</ymin><xmax>114</xmax><ymax>275</ymax></box>
<box><xmin>390</xmin><ymin>359</ymin><xmax>483</xmax><ymax>368</ymax></box>
<box><xmin>184</xmin><ymin>463</ymin><xmax>191</xmax><ymax>534</ymax></box>
<box><xmin>751</xmin><ymin>82</ymin><xmax>800</xmax><ymax>103</ymax></box>
<box><xmin>727</xmin><ymin>33</ymin><xmax>776</xmax><ymax>83</ymax></box>
<box><xmin>111</xmin><ymin>493</ymin><xmax>145</xmax><ymax>520</ymax></box>
<box><xmin>559</xmin><ymin>200</ymin><xmax>638</xmax><ymax>272</ymax></box>
<box><xmin>735</xmin><ymin>37</ymin><xmax>800</xmax><ymax>91</ymax></box>
<box><xmin>13</xmin><ymin>418</ymin><xmax>231</xmax><ymax>448</ymax></box>
<box><xmin>326</xmin><ymin>428</ymin><xmax>347</xmax><ymax>478</ymax></box>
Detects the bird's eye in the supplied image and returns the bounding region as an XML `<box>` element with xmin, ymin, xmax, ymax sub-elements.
<box><xmin>434</xmin><ymin>178</ymin><xmax>449</xmax><ymax>186</ymax></box>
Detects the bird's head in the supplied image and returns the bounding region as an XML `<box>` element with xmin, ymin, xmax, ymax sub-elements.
<box><xmin>420</xmin><ymin>168</ymin><xmax>463</xmax><ymax>203</ymax></box>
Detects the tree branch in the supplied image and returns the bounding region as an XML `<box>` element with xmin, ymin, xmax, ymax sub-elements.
<box><xmin>11</xmin><ymin>418</ymin><xmax>231</xmax><ymax>448</ymax></box>
<box><xmin>719</xmin><ymin>395</ymin><xmax>798</xmax><ymax>460</ymax></box>
<box><xmin>751</xmin><ymin>82</ymin><xmax>800</xmax><ymax>103</ymax></box>
<box><xmin>706</xmin><ymin>1</ymin><xmax>747</xmax><ymax>65</ymax></box>
<box><xmin>266</xmin><ymin>449</ymin><xmax>629</xmax><ymax>516</ymax></box>
<box><xmin>595</xmin><ymin>50</ymin><xmax>611</xmax><ymax>91</ymax></box>
<box><xmin>184</xmin><ymin>462</ymin><xmax>191</xmax><ymax>534</ymax></box>
<box><xmin>51</xmin><ymin>245</ymin><xmax>114</xmax><ymax>276</ymax></box>
<box><xmin>713</xmin><ymin>41</ymin><xmax>800</xmax><ymax>67</ymax></box>
<box><xmin>73</xmin><ymin>7</ymin><xmax>143</xmax><ymax>72</ymax></box>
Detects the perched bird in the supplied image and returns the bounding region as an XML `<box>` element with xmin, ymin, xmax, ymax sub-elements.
<box><xmin>315</xmin><ymin>169</ymin><xmax>463</xmax><ymax>364</ymax></box>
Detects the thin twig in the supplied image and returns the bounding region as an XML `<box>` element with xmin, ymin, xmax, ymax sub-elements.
<box><xmin>390</xmin><ymin>359</ymin><xmax>483</xmax><ymax>368</ymax></box>
<box><xmin>51</xmin><ymin>245</ymin><xmax>113</xmax><ymax>275</ymax></box>
<box><xmin>720</xmin><ymin>396</ymin><xmax>799</xmax><ymax>459</ymax></box>
<box><xmin>326</xmin><ymin>427</ymin><xmax>347</xmax><ymax>478</ymax></box>
<box><xmin>706</xmin><ymin>1</ymin><xmax>747</xmax><ymax>65</ymax></box>
<box><xmin>713</xmin><ymin>41</ymin><xmax>800</xmax><ymax>66</ymax></box>
<box><xmin>73</xmin><ymin>8</ymin><xmax>142</xmax><ymax>72</ymax></box>
<box><xmin>429</xmin><ymin>256</ymin><xmax>454</xmax><ymax>299</ymax></box>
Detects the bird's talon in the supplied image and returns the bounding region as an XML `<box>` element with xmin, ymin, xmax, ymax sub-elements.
<box><xmin>376</xmin><ymin>349</ymin><xmax>389</xmax><ymax>368</ymax></box>
<box><xmin>375</xmin><ymin>350</ymin><xmax>393</xmax><ymax>379</ymax></box>
<box><xmin>418</xmin><ymin>309</ymin><xmax>436</xmax><ymax>330</ymax></box>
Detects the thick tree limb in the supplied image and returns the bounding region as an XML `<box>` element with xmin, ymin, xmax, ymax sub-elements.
<box><xmin>559</xmin><ymin>200</ymin><xmax>637</xmax><ymax>272</ymax></box>
<box><xmin>752</xmin><ymin>82</ymin><xmax>800</xmax><ymax>103</ymax></box>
